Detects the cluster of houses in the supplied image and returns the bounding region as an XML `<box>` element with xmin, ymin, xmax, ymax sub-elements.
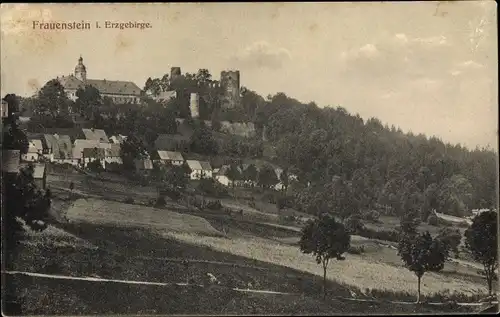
<box><xmin>22</xmin><ymin>127</ymin><xmax>293</xmax><ymax>190</ymax></box>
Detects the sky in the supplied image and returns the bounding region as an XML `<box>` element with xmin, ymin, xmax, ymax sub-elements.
<box><xmin>1</xmin><ymin>2</ymin><xmax>497</xmax><ymax>150</ymax></box>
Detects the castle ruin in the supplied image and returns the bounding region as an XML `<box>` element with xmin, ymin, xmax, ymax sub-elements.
<box><xmin>220</xmin><ymin>70</ymin><xmax>240</xmax><ymax>109</ymax></box>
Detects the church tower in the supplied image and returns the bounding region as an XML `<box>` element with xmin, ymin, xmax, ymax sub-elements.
<box><xmin>74</xmin><ymin>55</ymin><xmax>87</xmax><ymax>82</ymax></box>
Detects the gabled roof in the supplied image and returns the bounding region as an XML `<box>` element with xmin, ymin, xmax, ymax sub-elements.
<box><xmin>157</xmin><ymin>150</ymin><xmax>184</xmax><ymax>161</ymax></box>
<box><xmin>217</xmin><ymin>165</ymin><xmax>231</xmax><ymax>177</ymax></box>
<box><xmin>82</xmin><ymin>128</ymin><xmax>109</xmax><ymax>143</ymax></box>
<box><xmin>27</xmin><ymin>139</ymin><xmax>43</xmax><ymax>153</ymax></box>
<box><xmin>109</xmin><ymin>135</ymin><xmax>127</xmax><ymax>144</ymax></box>
<box><xmin>58</xmin><ymin>75</ymin><xmax>84</xmax><ymax>90</ymax></box>
<box><xmin>73</xmin><ymin>139</ymin><xmax>111</xmax><ymax>159</ymax></box>
<box><xmin>45</xmin><ymin>134</ymin><xmax>73</xmax><ymax>159</ymax></box>
<box><xmin>86</xmin><ymin>79</ymin><xmax>141</xmax><ymax>96</ymax></box>
<box><xmin>154</xmin><ymin>90</ymin><xmax>177</xmax><ymax>102</ymax></box>
<box><xmin>58</xmin><ymin>75</ymin><xmax>141</xmax><ymax>96</ymax></box>
<box><xmin>186</xmin><ymin>160</ymin><xmax>212</xmax><ymax>171</ymax></box>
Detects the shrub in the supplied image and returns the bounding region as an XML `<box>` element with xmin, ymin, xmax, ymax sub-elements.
<box><xmin>105</xmin><ymin>162</ymin><xmax>122</xmax><ymax>173</ymax></box>
<box><xmin>198</xmin><ymin>179</ymin><xmax>229</xmax><ymax>198</ymax></box>
<box><xmin>123</xmin><ymin>197</ymin><xmax>134</xmax><ymax>204</ymax></box>
<box><xmin>261</xmin><ymin>192</ymin><xmax>277</xmax><ymax>204</ymax></box>
<box><xmin>357</xmin><ymin>227</ymin><xmax>399</xmax><ymax>243</ymax></box>
<box><xmin>155</xmin><ymin>196</ymin><xmax>166</xmax><ymax>208</ymax></box>
<box><xmin>206</xmin><ymin>200</ymin><xmax>223</xmax><ymax>210</ymax></box>
<box><xmin>347</xmin><ymin>245</ymin><xmax>365</xmax><ymax>254</ymax></box>
<box><xmin>427</xmin><ymin>214</ymin><xmax>439</xmax><ymax>226</ymax></box>
<box><xmin>344</xmin><ymin>215</ymin><xmax>365</xmax><ymax>234</ymax></box>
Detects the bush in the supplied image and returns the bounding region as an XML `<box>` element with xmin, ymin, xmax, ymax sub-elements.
<box><xmin>357</xmin><ymin>227</ymin><xmax>399</xmax><ymax>243</ymax></box>
<box><xmin>344</xmin><ymin>215</ymin><xmax>365</xmax><ymax>234</ymax></box>
<box><xmin>427</xmin><ymin>214</ymin><xmax>439</xmax><ymax>226</ymax></box>
<box><xmin>198</xmin><ymin>179</ymin><xmax>229</xmax><ymax>198</ymax></box>
<box><xmin>206</xmin><ymin>200</ymin><xmax>223</xmax><ymax>210</ymax></box>
<box><xmin>347</xmin><ymin>245</ymin><xmax>365</xmax><ymax>254</ymax></box>
<box><xmin>105</xmin><ymin>162</ymin><xmax>122</xmax><ymax>173</ymax></box>
<box><xmin>155</xmin><ymin>196</ymin><xmax>166</xmax><ymax>208</ymax></box>
<box><xmin>123</xmin><ymin>197</ymin><xmax>134</xmax><ymax>204</ymax></box>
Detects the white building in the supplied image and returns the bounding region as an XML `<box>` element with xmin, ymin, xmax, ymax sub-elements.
<box><xmin>186</xmin><ymin>160</ymin><xmax>212</xmax><ymax>180</ymax></box>
<box><xmin>156</xmin><ymin>150</ymin><xmax>184</xmax><ymax>166</ymax></box>
<box><xmin>22</xmin><ymin>140</ymin><xmax>43</xmax><ymax>162</ymax></box>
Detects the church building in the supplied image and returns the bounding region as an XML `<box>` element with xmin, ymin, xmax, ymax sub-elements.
<box><xmin>58</xmin><ymin>56</ymin><xmax>142</xmax><ymax>104</ymax></box>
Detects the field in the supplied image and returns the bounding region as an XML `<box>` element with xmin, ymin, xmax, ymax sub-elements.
<box><xmin>3</xmin><ymin>169</ymin><xmax>495</xmax><ymax>315</ymax></box>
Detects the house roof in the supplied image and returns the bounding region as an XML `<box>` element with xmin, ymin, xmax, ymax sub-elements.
<box><xmin>27</xmin><ymin>139</ymin><xmax>43</xmax><ymax>153</ymax></box>
<box><xmin>110</xmin><ymin>135</ymin><xmax>127</xmax><ymax>144</ymax></box>
<box><xmin>83</xmin><ymin>147</ymin><xmax>106</xmax><ymax>159</ymax></box>
<box><xmin>186</xmin><ymin>160</ymin><xmax>212</xmax><ymax>171</ymax></box>
<box><xmin>73</xmin><ymin>139</ymin><xmax>111</xmax><ymax>159</ymax></box>
<box><xmin>58</xmin><ymin>75</ymin><xmax>141</xmax><ymax>96</ymax></box>
<box><xmin>82</xmin><ymin>128</ymin><xmax>109</xmax><ymax>143</ymax></box>
<box><xmin>86</xmin><ymin>79</ymin><xmax>142</xmax><ymax>96</ymax></box>
<box><xmin>19</xmin><ymin>163</ymin><xmax>46</xmax><ymax>179</ymax></box>
<box><xmin>157</xmin><ymin>150</ymin><xmax>184</xmax><ymax>161</ymax></box>
<box><xmin>105</xmin><ymin>144</ymin><xmax>121</xmax><ymax>157</ymax></box>
<box><xmin>42</xmin><ymin>128</ymin><xmax>83</xmax><ymax>142</ymax></box>
<box><xmin>217</xmin><ymin>165</ymin><xmax>231</xmax><ymax>176</ymax></box>
<box><xmin>154</xmin><ymin>90</ymin><xmax>177</xmax><ymax>102</ymax></box>
<box><xmin>44</xmin><ymin>134</ymin><xmax>73</xmax><ymax>159</ymax></box>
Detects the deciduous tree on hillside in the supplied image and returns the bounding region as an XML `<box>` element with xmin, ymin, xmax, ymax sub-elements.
<box><xmin>465</xmin><ymin>210</ymin><xmax>498</xmax><ymax>296</ymax></box>
<box><xmin>397</xmin><ymin>231</ymin><xmax>448</xmax><ymax>303</ymax></box>
<box><xmin>299</xmin><ymin>214</ymin><xmax>350</xmax><ymax>299</ymax></box>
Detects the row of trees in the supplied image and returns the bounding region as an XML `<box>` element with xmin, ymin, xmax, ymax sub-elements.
<box><xmin>300</xmin><ymin>210</ymin><xmax>498</xmax><ymax>303</ymax></box>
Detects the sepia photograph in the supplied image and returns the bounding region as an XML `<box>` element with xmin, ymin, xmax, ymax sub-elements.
<box><xmin>1</xmin><ymin>2</ymin><xmax>498</xmax><ymax>315</ymax></box>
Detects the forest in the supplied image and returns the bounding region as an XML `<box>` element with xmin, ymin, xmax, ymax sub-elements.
<box><xmin>14</xmin><ymin>68</ymin><xmax>498</xmax><ymax>221</ymax></box>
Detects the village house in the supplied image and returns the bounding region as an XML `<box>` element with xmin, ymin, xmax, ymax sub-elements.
<box><xmin>186</xmin><ymin>160</ymin><xmax>212</xmax><ymax>180</ymax></box>
<box><xmin>214</xmin><ymin>164</ymin><xmax>244</xmax><ymax>187</ymax></box>
<box><xmin>105</xmin><ymin>144</ymin><xmax>122</xmax><ymax>165</ymax></box>
<box><xmin>82</xmin><ymin>147</ymin><xmax>106</xmax><ymax>168</ymax></box>
<box><xmin>155</xmin><ymin>150</ymin><xmax>184</xmax><ymax>166</ymax></box>
<box><xmin>109</xmin><ymin>134</ymin><xmax>127</xmax><ymax>144</ymax></box>
<box><xmin>22</xmin><ymin>139</ymin><xmax>43</xmax><ymax>162</ymax></box>
<box><xmin>73</xmin><ymin>139</ymin><xmax>111</xmax><ymax>167</ymax></box>
<box><xmin>44</xmin><ymin>134</ymin><xmax>74</xmax><ymax>164</ymax></box>
<box><xmin>273</xmin><ymin>168</ymin><xmax>298</xmax><ymax>191</ymax></box>
<box><xmin>82</xmin><ymin>128</ymin><xmax>109</xmax><ymax>143</ymax></box>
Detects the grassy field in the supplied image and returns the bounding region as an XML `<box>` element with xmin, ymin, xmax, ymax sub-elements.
<box><xmin>57</xmin><ymin>197</ymin><xmax>487</xmax><ymax>297</ymax></box>
<box><xmin>4</xmin><ymin>169</ymin><xmax>491</xmax><ymax>314</ymax></box>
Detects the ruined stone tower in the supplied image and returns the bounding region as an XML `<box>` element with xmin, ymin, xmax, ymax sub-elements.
<box><xmin>190</xmin><ymin>93</ymin><xmax>200</xmax><ymax>119</ymax></box>
<box><xmin>170</xmin><ymin>67</ymin><xmax>181</xmax><ymax>81</ymax></box>
<box><xmin>220</xmin><ymin>70</ymin><xmax>240</xmax><ymax>109</ymax></box>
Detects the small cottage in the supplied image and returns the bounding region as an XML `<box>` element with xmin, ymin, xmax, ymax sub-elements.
<box><xmin>186</xmin><ymin>160</ymin><xmax>212</xmax><ymax>180</ymax></box>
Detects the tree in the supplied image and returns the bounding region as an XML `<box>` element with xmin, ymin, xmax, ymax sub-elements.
<box><xmin>120</xmin><ymin>135</ymin><xmax>148</xmax><ymax>171</ymax></box>
<box><xmin>226</xmin><ymin>164</ymin><xmax>241</xmax><ymax>191</ymax></box>
<box><xmin>257</xmin><ymin>165</ymin><xmax>279</xmax><ymax>190</ymax></box>
<box><xmin>398</xmin><ymin>231</ymin><xmax>448</xmax><ymax>303</ymax></box>
<box><xmin>87</xmin><ymin>159</ymin><xmax>104</xmax><ymax>174</ymax></box>
<box><xmin>2</xmin><ymin>96</ymin><xmax>51</xmax><ymax>314</ymax></box>
<box><xmin>75</xmin><ymin>85</ymin><xmax>102</xmax><ymax>120</ymax></box>
<box><xmin>243</xmin><ymin>164</ymin><xmax>258</xmax><ymax>187</ymax></box>
<box><xmin>36</xmin><ymin>79</ymin><xmax>72</xmax><ymax>117</ymax></box>
<box><xmin>279</xmin><ymin>168</ymin><xmax>290</xmax><ymax>193</ymax></box>
<box><xmin>465</xmin><ymin>211</ymin><xmax>498</xmax><ymax>296</ymax></box>
<box><xmin>436</xmin><ymin>227</ymin><xmax>462</xmax><ymax>258</ymax></box>
<box><xmin>299</xmin><ymin>214</ymin><xmax>350</xmax><ymax>299</ymax></box>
